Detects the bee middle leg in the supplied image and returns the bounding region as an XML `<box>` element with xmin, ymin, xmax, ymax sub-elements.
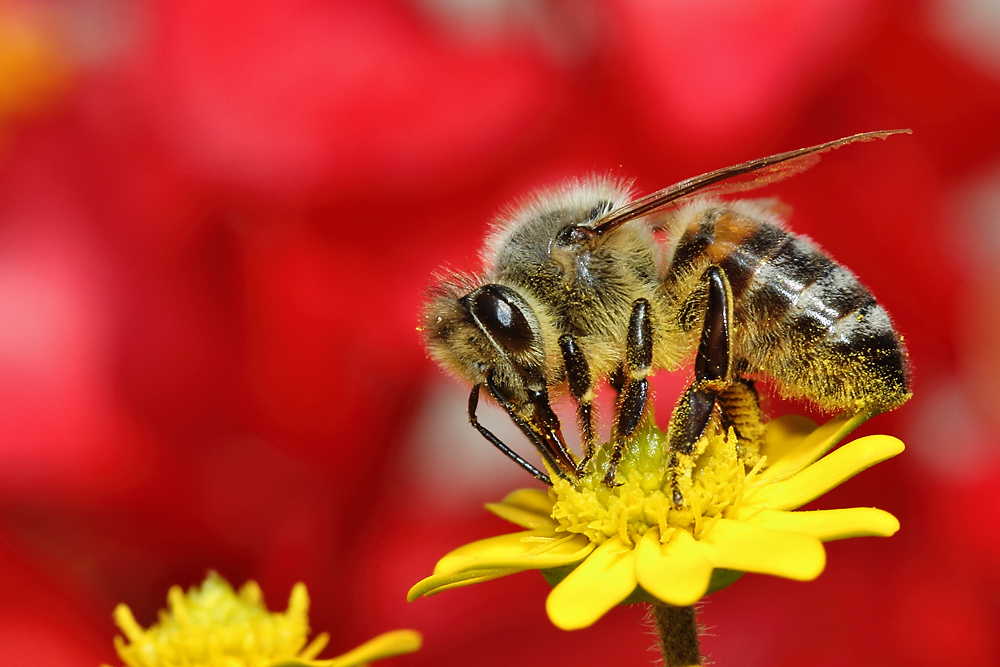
<box><xmin>603</xmin><ymin>298</ymin><xmax>653</xmax><ymax>485</ymax></box>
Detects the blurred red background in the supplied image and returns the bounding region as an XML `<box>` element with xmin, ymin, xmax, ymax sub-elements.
<box><xmin>2</xmin><ymin>1</ymin><xmax>1000</xmax><ymax>665</ymax></box>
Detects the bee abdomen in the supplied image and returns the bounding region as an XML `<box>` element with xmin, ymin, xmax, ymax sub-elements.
<box><xmin>745</xmin><ymin>235</ymin><xmax>909</xmax><ymax>412</ymax></box>
<box><xmin>766</xmin><ymin>267</ymin><xmax>910</xmax><ymax>413</ymax></box>
<box><xmin>670</xmin><ymin>208</ymin><xmax>910</xmax><ymax>413</ymax></box>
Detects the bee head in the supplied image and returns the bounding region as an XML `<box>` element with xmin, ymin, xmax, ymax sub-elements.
<box><xmin>422</xmin><ymin>277</ymin><xmax>553</xmax><ymax>410</ymax></box>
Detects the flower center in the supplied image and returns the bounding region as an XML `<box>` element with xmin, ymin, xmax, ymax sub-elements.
<box><xmin>111</xmin><ymin>573</ymin><xmax>322</xmax><ymax>667</ymax></box>
<box><xmin>549</xmin><ymin>420</ymin><xmax>758</xmax><ymax>545</ymax></box>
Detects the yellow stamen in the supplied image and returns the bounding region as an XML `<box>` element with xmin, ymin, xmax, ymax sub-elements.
<box><xmin>550</xmin><ymin>422</ymin><xmax>749</xmax><ymax>545</ymax></box>
<box><xmin>106</xmin><ymin>573</ymin><xmax>421</xmax><ymax>667</ymax></box>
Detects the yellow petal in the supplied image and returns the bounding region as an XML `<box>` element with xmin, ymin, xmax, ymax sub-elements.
<box><xmin>635</xmin><ymin>528</ymin><xmax>714</xmax><ymax>607</ymax></box>
<box><xmin>748</xmin><ymin>434</ymin><xmax>904</xmax><ymax>511</ymax></box>
<box><xmin>485</xmin><ymin>488</ymin><xmax>557</xmax><ymax>529</ymax></box>
<box><xmin>328</xmin><ymin>629</ymin><xmax>422</xmax><ymax>667</ymax></box>
<box><xmin>299</xmin><ymin>633</ymin><xmax>332</xmax><ymax>660</ymax></box>
<box><xmin>407</xmin><ymin>568</ymin><xmax>519</xmax><ymax>601</ymax></box>
<box><xmin>546</xmin><ymin>536</ymin><xmax>638</xmax><ymax>630</ymax></box>
<box><xmin>698</xmin><ymin>518</ymin><xmax>826</xmax><ymax>581</ymax></box>
<box><xmin>759</xmin><ymin>414</ymin><xmax>817</xmax><ymax>463</ymax></box>
<box><xmin>755</xmin><ymin>413</ymin><xmax>868</xmax><ymax>486</ymax></box>
<box><xmin>744</xmin><ymin>507</ymin><xmax>900</xmax><ymax>541</ymax></box>
<box><xmin>433</xmin><ymin>529</ymin><xmax>594</xmax><ymax>576</ymax></box>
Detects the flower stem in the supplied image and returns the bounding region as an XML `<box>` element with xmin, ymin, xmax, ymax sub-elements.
<box><xmin>651</xmin><ymin>603</ymin><xmax>701</xmax><ymax>666</ymax></box>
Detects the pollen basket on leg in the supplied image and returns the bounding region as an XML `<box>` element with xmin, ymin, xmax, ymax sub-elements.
<box><xmin>549</xmin><ymin>421</ymin><xmax>751</xmax><ymax>545</ymax></box>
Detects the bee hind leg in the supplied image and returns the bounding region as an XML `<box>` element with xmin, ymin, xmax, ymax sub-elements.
<box><xmin>665</xmin><ymin>266</ymin><xmax>733</xmax><ymax>506</ymax></box>
<box><xmin>665</xmin><ymin>387</ymin><xmax>719</xmax><ymax>506</ymax></box>
<box><xmin>718</xmin><ymin>378</ymin><xmax>764</xmax><ymax>468</ymax></box>
<box><xmin>604</xmin><ymin>298</ymin><xmax>653</xmax><ymax>486</ymax></box>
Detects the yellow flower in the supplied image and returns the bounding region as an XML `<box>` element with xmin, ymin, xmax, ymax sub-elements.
<box><xmin>409</xmin><ymin>414</ymin><xmax>902</xmax><ymax>630</ymax></box>
<box><xmin>107</xmin><ymin>573</ymin><xmax>421</xmax><ymax>667</ymax></box>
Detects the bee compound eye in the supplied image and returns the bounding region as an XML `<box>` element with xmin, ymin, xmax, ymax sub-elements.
<box><xmin>466</xmin><ymin>285</ymin><xmax>536</xmax><ymax>354</ymax></box>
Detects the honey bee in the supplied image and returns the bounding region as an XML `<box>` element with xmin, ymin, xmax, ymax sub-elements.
<box><xmin>422</xmin><ymin>130</ymin><xmax>911</xmax><ymax>505</ymax></box>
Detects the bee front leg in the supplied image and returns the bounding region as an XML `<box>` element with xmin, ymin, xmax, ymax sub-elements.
<box><xmin>559</xmin><ymin>334</ymin><xmax>597</xmax><ymax>471</ymax></box>
<box><xmin>665</xmin><ymin>265</ymin><xmax>732</xmax><ymax>506</ymax></box>
<box><xmin>604</xmin><ymin>298</ymin><xmax>653</xmax><ymax>485</ymax></box>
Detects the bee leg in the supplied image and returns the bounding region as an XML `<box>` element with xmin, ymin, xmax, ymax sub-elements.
<box><xmin>604</xmin><ymin>298</ymin><xmax>653</xmax><ymax>485</ymax></box>
<box><xmin>468</xmin><ymin>384</ymin><xmax>552</xmax><ymax>485</ymax></box>
<box><xmin>619</xmin><ymin>298</ymin><xmax>654</xmax><ymax>437</ymax></box>
<box><xmin>524</xmin><ymin>387</ymin><xmax>579</xmax><ymax>474</ymax></box>
<box><xmin>559</xmin><ymin>334</ymin><xmax>597</xmax><ymax>472</ymax></box>
<box><xmin>717</xmin><ymin>378</ymin><xmax>764</xmax><ymax>468</ymax></box>
<box><xmin>693</xmin><ymin>266</ymin><xmax>732</xmax><ymax>385</ymax></box>
<box><xmin>665</xmin><ymin>266</ymin><xmax>732</xmax><ymax>506</ymax></box>
<box><xmin>665</xmin><ymin>387</ymin><xmax>718</xmax><ymax>505</ymax></box>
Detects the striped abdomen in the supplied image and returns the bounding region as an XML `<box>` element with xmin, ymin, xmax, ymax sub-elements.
<box><xmin>664</xmin><ymin>203</ymin><xmax>910</xmax><ymax>413</ymax></box>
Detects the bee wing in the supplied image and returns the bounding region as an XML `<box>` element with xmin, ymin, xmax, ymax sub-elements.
<box><xmin>589</xmin><ymin>129</ymin><xmax>911</xmax><ymax>236</ymax></box>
